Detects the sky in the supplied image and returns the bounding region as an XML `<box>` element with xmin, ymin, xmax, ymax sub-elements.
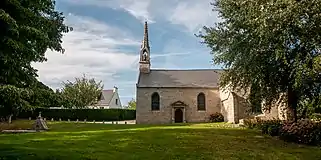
<box><xmin>32</xmin><ymin>0</ymin><xmax>222</xmax><ymax>105</ymax></box>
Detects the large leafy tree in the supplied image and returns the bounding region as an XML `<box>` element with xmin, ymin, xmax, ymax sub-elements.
<box><xmin>0</xmin><ymin>81</ymin><xmax>60</xmax><ymax>122</ymax></box>
<box><xmin>0</xmin><ymin>85</ymin><xmax>33</xmax><ymax>122</ymax></box>
<box><xmin>26</xmin><ymin>79</ymin><xmax>60</xmax><ymax>108</ymax></box>
<box><xmin>60</xmin><ymin>74</ymin><xmax>104</xmax><ymax>108</ymax></box>
<box><xmin>0</xmin><ymin>0</ymin><xmax>71</xmax><ymax>122</ymax></box>
<box><xmin>198</xmin><ymin>0</ymin><xmax>321</xmax><ymax>120</ymax></box>
<box><xmin>0</xmin><ymin>0</ymin><xmax>72</xmax><ymax>87</ymax></box>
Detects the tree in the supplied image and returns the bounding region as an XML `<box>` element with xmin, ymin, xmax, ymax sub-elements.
<box><xmin>0</xmin><ymin>0</ymin><xmax>71</xmax><ymax>122</ymax></box>
<box><xmin>26</xmin><ymin>79</ymin><xmax>61</xmax><ymax>108</ymax></box>
<box><xmin>198</xmin><ymin>0</ymin><xmax>321</xmax><ymax>121</ymax></box>
<box><xmin>60</xmin><ymin>74</ymin><xmax>104</xmax><ymax>108</ymax></box>
<box><xmin>30</xmin><ymin>87</ymin><xmax>61</xmax><ymax>108</ymax></box>
<box><xmin>127</xmin><ymin>98</ymin><xmax>136</xmax><ymax>109</ymax></box>
<box><xmin>0</xmin><ymin>80</ymin><xmax>62</xmax><ymax>122</ymax></box>
<box><xmin>0</xmin><ymin>85</ymin><xmax>34</xmax><ymax>123</ymax></box>
<box><xmin>0</xmin><ymin>0</ymin><xmax>72</xmax><ymax>87</ymax></box>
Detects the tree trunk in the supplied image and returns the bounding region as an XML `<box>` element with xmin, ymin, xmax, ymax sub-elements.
<box><xmin>8</xmin><ymin>114</ymin><xmax>13</xmax><ymax>124</ymax></box>
<box><xmin>301</xmin><ymin>106</ymin><xmax>308</xmax><ymax>119</ymax></box>
<box><xmin>287</xmin><ymin>88</ymin><xmax>298</xmax><ymax>122</ymax></box>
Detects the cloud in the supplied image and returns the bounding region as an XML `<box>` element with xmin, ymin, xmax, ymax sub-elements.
<box><xmin>168</xmin><ymin>1</ymin><xmax>220</xmax><ymax>33</ymax></box>
<box><xmin>116</xmin><ymin>0</ymin><xmax>154</xmax><ymax>23</ymax></box>
<box><xmin>63</xmin><ymin>0</ymin><xmax>219</xmax><ymax>32</ymax></box>
<box><xmin>65</xmin><ymin>0</ymin><xmax>154</xmax><ymax>23</ymax></box>
<box><xmin>32</xmin><ymin>13</ymin><xmax>141</xmax><ymax>89</ymax></box>
<box><xmin>34</xmin><ymin>0</ymin><xmax>221</xmax><ymax>104</ymax></box>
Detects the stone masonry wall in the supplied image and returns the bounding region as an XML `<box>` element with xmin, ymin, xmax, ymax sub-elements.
<box><xmin>219</xmin><ymin>86</ymin><xmax>285</xmax><ymax>123</ymax></box>
<box><xmin>233</xmin><ymin>93</ymin><xmax>252</xmax><ymax>123</ymax></box>
<box><xmin>261</xmin><ymin>94</ymin><xmax>288</xmax><ymax>120</ymax></box>
<box><xmin>136</xmin><ymin>88</ymin><xmax>221</xmax><ymax>124</ymax></box>
<box><xmin>219</xmin><ymin>88</ymin><xmax>235</xmax><ymax>123</ymax></box>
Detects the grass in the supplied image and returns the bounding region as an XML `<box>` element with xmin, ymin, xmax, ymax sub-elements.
<box><xmin>0</xmin><ymin>120</ymin><xmax>35</xmax><ymax>131</ymax></box>
<box><xmin>0</xmin><ymin>120</ymin><xmax>321</xmax><ymax>160</ymax></box>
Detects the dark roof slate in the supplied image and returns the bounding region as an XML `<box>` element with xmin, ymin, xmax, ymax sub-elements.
<box><xmin>137</xmin><ymin>69</ymin><xmax>222</xmax><ymax>88</ymax></box>
<box><xmin>97</xmin><ymin>90</ymin><xmax>114</xmax><ymax>105</ymax></box>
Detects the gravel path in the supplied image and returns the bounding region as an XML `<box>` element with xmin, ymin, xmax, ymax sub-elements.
<box><xmin>68</xmin><ymin>120</ymin><xmax>136</xmax><ymax>124</ymax></box>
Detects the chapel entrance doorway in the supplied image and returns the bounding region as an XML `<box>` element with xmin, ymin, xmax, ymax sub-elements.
<box><xmin>174</xmin><ymin>108</ymin><xmax>183</xmax><ymax>123</ymax></box>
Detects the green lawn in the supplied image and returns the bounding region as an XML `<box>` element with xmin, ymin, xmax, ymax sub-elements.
<box><xmin>0</xmin><ymin>121</ymin><xmax>320</xmax><ymax>160</ymax></box>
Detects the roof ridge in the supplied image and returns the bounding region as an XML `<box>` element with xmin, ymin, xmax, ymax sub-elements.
<box><xmin>150</xmin><ymin>68</ymin><xmax>223</xmax><ymax>71</ymax></box>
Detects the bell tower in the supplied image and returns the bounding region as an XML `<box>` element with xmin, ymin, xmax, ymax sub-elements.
<box><xmin>139</xmin><ymin>21</ymin><xmax>151</xmax><ymax>74</ymax></box>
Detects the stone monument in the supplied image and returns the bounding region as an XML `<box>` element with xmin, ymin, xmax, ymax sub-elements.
<box><xmin>32</xmin><ymin>112</ymin><xmax>49</xmax><ymax>131</ymax></box>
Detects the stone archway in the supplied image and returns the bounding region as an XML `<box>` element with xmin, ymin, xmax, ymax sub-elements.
<box><xmin>171</xmin><ymin>101</ymin><xmax>187</xmax><ymax>123</ymax></box>
<box><xmin>174</xmin><ymin>108</ymin><xmax>183</xmax><ymax>123</ymax></box>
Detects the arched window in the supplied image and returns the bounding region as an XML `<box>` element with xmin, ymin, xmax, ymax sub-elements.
<box><xmin>142</xmin><ymin>50</ymin><xmax>148</xmax><ymax>61</ymax></box>
<box><xmin>151</xmin><ymin>92</ymin><xmax>160</xmax><ymax>110</ymax></box>
<box><xmin>197</xmin><ymin>93</ymin><xmax>206</xmax><ymax>110</ymax></box>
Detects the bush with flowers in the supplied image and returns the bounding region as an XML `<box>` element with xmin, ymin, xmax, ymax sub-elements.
<box><xmin>279</xmin><ymin>119</ymin><xmax>321</xmax><ymax>146</ymax></box>
<box><xmin>209</xmin><ymin>112</ymin><xmax>224</xmax><ymax>122</ymax></box>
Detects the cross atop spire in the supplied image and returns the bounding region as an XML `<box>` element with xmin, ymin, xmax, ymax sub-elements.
<box><xmin>141</xmin><ymin>21</ymin><xmax>150</xmax><ymax>50</ymax></box>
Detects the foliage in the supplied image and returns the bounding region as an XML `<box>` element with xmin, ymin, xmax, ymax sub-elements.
<box><xmin>257</xmin><ymin>119</ymin><xmax>283</xmax><ymax>136</ymax></box>
<box><xmin>243</xmin><ymin>118</ymin><xmax>282</xmax><ymax>136</ymax></box>
<box><xmin>248</xmin><ymin>83</ymin><xmax>263</xmax><ymax>113</ymax></box>
<box><xmin>18</xmin><ymin>108</ymin><xmax>136</xmax><ymax>121</ymax></box>
<box><xmin>244</xmin><ymin>117</ymin><xmax>321</xmax><ymax>146</ymax></box>
<box><xmin>0</xmin><ymin>0</ymin><xmax>72</xmax><ymax>87</ymax></box>
<box><xmin>29</xmin><ymin>88</ymin><xmax>61</xmax><ymax>108</ymax></box>
<box><xmin>243</xmin><ymin>117</ymin><xmax>261</xmax><ymax>129</ymax></box>
<box><xmin>27</xmin><ymin>80</ymin><xmax>62</xmax><ymax>108</ymax></box>
<box><xmin>198</xmin><ymin>0</ymin><xmax>321</xmax><ymax>121</ymax></box>
<box><xmin>298</xmin><ymin>98</ymin><xmax>321</xmax><ymax>119</ymax></box>
<box><xmin>279</xmin><ymin>119</ymin><xmax>321</xmax><ymax>146</ymax></box>
<box><xmin>1</xmin><ymin>121</ymin><xmax>321</xmax><ymax>159</ymax></box>
<box><xmin>209</xmin><ymin>112</ymin><xmax>224</xmax><ymax>122</ymax></box>
<box><xmin>0</xmin><ymin>85</ymin><xmax>35</xmax><ymax>121</ymax></box>
<box><xmin>310</xmin><ymin>113</ymin><xmax>321</xmax><ymax>121</ymax></box>
<box><xmin>127</xmin><ymin>98</ymin><xmax>136</xmax><ymax>109</ymax></box>
<box><xmin>60</xmin><ymin>74</ymin><xmax>104</xmax><ymax>108</ymax></box>
<box><xmin>0</xmin><ymin>81</ymin><xmax>62</xmax><ymax>121</ymax></box>
<box><xmin>0</xmin><ymin>0</ymin><xmax>71</xmax><ymax>122</ymax></box>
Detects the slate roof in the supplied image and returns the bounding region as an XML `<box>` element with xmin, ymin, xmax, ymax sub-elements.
<box><xmin>137</xmin><ymin>69</ymin><xmax>223</xmax><ymax>88</ymax></box>
<box><xmin>97</xmin><ymin>90</ymin><xmax>114</xmax><ymax>105</ymax></box>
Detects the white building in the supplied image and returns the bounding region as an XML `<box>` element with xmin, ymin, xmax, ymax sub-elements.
<box><xmin>94</xmin><ymin>86</ymin><xmax>122</xmax><ymax>109</ymax></box>
<box><xmin>50</xmin><ymin>86</ymin><xmax>123</xmax><ymax>109</ymax></box>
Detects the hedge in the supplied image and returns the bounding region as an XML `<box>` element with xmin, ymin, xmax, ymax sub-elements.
<box><xmin>17</xmin><ymin>108</ymin><xmax>136</xmax><ymax>121</ymax></box>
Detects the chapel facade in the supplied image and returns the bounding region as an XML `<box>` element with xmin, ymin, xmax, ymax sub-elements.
<box><xmin>136</xmin><ymin>22</ymin><xmax>287</xmax><ymax>124</ymax></box>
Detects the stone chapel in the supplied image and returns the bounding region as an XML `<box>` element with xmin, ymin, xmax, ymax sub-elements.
<box><xmin>136</xmin><ymin>22</ymin><xmax>287</xmax><ymax>124</ymax></box>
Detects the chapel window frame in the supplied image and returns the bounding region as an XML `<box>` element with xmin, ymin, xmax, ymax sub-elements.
<box><xmin>197</xmin><ymin>92</ymin><xmax>206</xmax><ymax>111</ymax></box>
<box><xmin>151</xmin><ymin>92</ymin><xmax>160</xmax><ymax>111</ymax></box>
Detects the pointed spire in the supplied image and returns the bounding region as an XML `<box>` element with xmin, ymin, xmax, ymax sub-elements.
<box><xmin>142</xmin><ymin>21</ymin><xmax>150</xmax><ymax>50</ymax></box>
<box><xmin>139</xmin><ymin>21</ymin><xmax>151</xmax><ymax>74</ymax></box>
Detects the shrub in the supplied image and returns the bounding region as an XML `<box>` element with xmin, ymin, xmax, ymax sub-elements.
<box><xmin>243</xmin><ymin>117</ymin><xmax>261</xmax><ymax>129</ymax></box>
<box><xmin>311</xmin><ymin>113</ymin><xmax>321</xmax><ymax>122</ymax></box>
<box><xmin>279</xmin><ymin>119</ymin><xmax>321</xmax><ymax>146</ymax></box>
<box><xmin>18</xmin><ymin>108</ymin><xmax>136</xmax><ymax>121</ymax></box>
<box><xmin>209</xmin><ymin>112</ymin><xmax>224</xmax><ymax>122</ymax></box>
<box><xmin>244</xmin><ymin>117</ymin><xmax>321</xmax><ymax>146</ymax></box>
<box><xmin>257</xmin><ymin>119</ymin><xmax>282</xmax><ymax>136</ymax></box>
<box><xmin>243</xmin><ymin>117</ymin><xmax>282</xmax><ymax>136</ymax></box>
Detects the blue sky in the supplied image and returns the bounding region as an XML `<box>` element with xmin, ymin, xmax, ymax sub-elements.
<box><xmin>32</xmin><ymin>0</ymin><xmax>222</xmax><ymax>105</ymax></box>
